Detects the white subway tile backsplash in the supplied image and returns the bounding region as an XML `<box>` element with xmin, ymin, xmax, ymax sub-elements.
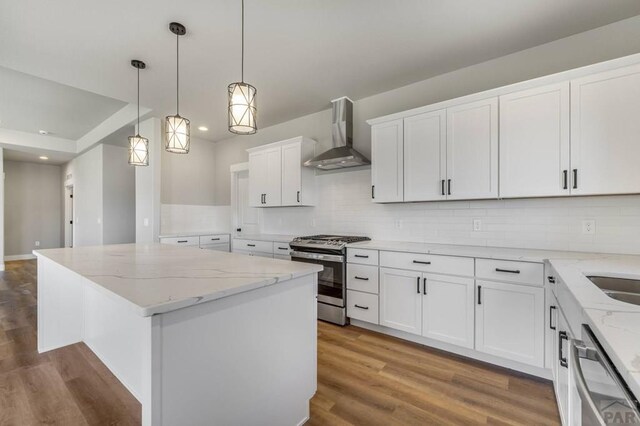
<box><xmin>161</xmin><ymin>204</ymin><xmax>231</xmax><ymax>234</ymax></box>
<box><xmin>257</xmin><ymin>169</ymin><xmax>640</xmax><ymax>255</ymax></box>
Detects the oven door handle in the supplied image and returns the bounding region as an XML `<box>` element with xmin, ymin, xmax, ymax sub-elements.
<box><xmin>290</xmin><ymin>251</ymin><xmax>344</xmax><ymax>263</ymax></box>
<box><xmin>571</xmin><ymin>339</ymin><xmax>607</xmax><ymax>426</ymax></box>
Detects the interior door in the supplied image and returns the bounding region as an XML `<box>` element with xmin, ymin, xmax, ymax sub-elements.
<box><xmin>446</xmin><ymin>98</ymin><xmax>498</xmax><ymax>200</ymax></box>
<box><xmin>499</xmin><ymin>83</ymin><xmax>570</xmax><ymax>198</ymax></box>
<box><xmin>281</xmin><ymin>141</ymin><xmax>301</xmax><ymax>206</ymax></box>
<box><xmin>371</xmin><ymin>119</ymin><xmax>404</xmax><ymax>203</ymax></box>
<box><xmin>422</xmin><ymin>274</ymin><xmax>474</xmax><ymax>349</ymax></box>
<box><xmin>570</xmin><ymin>63</ymin><xmax>640</xmax><ymax>195</ymax></box>
<box><xmin>379</xmin><ymin>268</ymin><xmax>422</xmax><ymax>335</ymax></box>
<box><xmin>475</xmin><ymin>280</ymin><xmax>545</xmax><ymax>367</ymax></box>
<box><xmin>403</xmin><ymin>110</ymin><xmax>446</xmax><ymax>201</ymax></box>
<box><xmin>235</xmin><ymin>169</ymin><xmax>260</xmax><ymax>234</ymax></box>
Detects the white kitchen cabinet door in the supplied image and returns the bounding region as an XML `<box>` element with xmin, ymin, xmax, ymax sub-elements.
<box><xmin>554</xmin><ymin>308</ymin><xmax>571</xmax><ymax>426</ymax></box>
<box><xmin>281</xmin><ymin>138</ymin><xmax>316</xmax><ymax>206</ymax></box>
<box><xmin>281</xmin><ymin>141</ymin><xmax>301</xmax><ymax>206</ymax></box>
<box><xmin>264</xmin><ymin>146</ymin><xmax>282</xmax><ymax>207</ymax></box>
<box><xmin>422</xmin><ymin>274</ymin><xmax>474</xmax><ymax>349</ymax></box>
<box><xmin>371</xmin><ymin>119</ymin><xmax>403</xmax><ymax>203</ymax></box>
<box><xmin>499</xmin><ymin>83</ymin><xmax>570</xmax><ymax>198</ymax></box>
<box><xmin>446</xmin><ymin>98</ymin><xmax>498</xmax><ymax>200</ymax></box>
<box><xmin>475</xmin><ymin>280</ymin><xmax>545</xmax><ymax>367</ymax></box>
<box><xmin>571</xmin><ymin>64</ymin><xmax>640</xmax><ymax>196</ymax></box>
<box><xmin>403</xmin><ymin>110</ymin><xmax>447</xmax><ymax>201</ymax></box>
<box><xmin>379</xmin><ymin>268</ymin><xmax>422</xmax><ymax>335</ymax></box>
<box><xmin>248</xmin><ymin>150</ymin><xmax>268</xmax><ymax>207</ymax></box>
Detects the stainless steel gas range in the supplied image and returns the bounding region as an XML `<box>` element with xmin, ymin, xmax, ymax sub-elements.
<box><xmin>290</xmin><ymin>235</ymin><xmax>370</xmax><ymax>325</ymax></box>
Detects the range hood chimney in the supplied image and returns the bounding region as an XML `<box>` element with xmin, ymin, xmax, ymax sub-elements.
<box><xmin>304</xmin><ymin>97</ymin><xmax>370</xmax><ymax>170</ymax></box>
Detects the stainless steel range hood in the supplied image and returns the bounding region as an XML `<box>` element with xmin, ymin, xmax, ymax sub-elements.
<box><xmin>304</xmin><ymin>97</ymin><xmax>370</xmax><ymax>170</ymax></box>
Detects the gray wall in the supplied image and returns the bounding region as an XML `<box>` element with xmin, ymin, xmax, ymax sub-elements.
<box><xmin>73</xmin><ymin>145</ymin><xmax>104</xmax><ymax>246</ymax></box>
<box><xmin>213</xmin><ymin>14</ymin><xmax>640</xmax><ymax>205</ymax></box>
<box><xmin>4</xmin><ymin>160</ymin><xmax>62</xmax><ymax>256</ymax></box>
<box><xmin>103</xmin><ymin>144</ymin><xmax>135</xmax><ymax>244</ymax></box>
<box><xmin>161</xmin><ymin>136</ymin><xmax>216</xmax><ymax>205</ymax></box>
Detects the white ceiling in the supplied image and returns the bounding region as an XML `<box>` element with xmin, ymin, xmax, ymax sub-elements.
<box><xmin>0</xmin><ymin>66</ymin><xmax>126</xmax><ymax>139</ymax></box>
<box><xmin>3</xmin><ymin>148</ymin><xmax>75</xmax><ymax>166</ymax></box>
<box><xmin>1</xmin><ymin>0</ymin><xmax>640</xmax><ymax>142</ymax></box>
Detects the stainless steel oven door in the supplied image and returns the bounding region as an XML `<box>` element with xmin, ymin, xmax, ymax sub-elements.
<box><xmin>571</xmin><ymin>325</ymin><xmax>640</xmax><ymax>425</ymax></box>
<box><xmin>290</xmin><ymin>251</ymin><xmax>345</xmax><ymax>307</ymax></box>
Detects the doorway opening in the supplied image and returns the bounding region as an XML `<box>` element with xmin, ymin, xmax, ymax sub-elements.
<box><xmin>230</xmin><ymin>163</ymin><xmax>260</xmax><ymax>235</ymax></box>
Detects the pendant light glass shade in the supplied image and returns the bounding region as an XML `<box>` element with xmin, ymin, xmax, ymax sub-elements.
<box><xmin>228</xmin><ymin>0</ymin><xmax>257</xmax><ymax>135</ymax></box>
<box><xmin>228</xmin><ymin>82</ymin><xmax>257</xmax><ymax>134</ymax></box>
<box><xmin>166</xmin><ymin>22</ymin><xmax>190</xmax><ymax>154</ymax></box>
<box><xmin>128</xmin><ymin>59</ymin><xmax>149</xmax><ymax>166</ymax></box>
<box><xmin>165</xmin><ymin>114</ymin><xmax>190</xmax><ymax>153</ymax></box>
<box><xmin>128</xmin><ymin>134</ymin><xmax>149</xmax><ymax>166</ymax></box>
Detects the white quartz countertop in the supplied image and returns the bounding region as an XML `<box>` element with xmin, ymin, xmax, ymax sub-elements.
<box><xmin>34</xmin><ymin>243</ymin><xmax>322</xmax><ymax>317</ymax></box>
<box><xmin>232</xmin><ymin>233</ymin><xmax>296</xmax><ymax>243</ymax></box>
<box><xmin>347</xmin><ymin>240</ymin><xmax>606</xmax><ymax>263</ymax></box>
<box><xmin>549</xmin><ymin>256</ymin><xmax>640</xmax><ymax>399</ymax></box>
<box><xmin>159</xmin><ymin>231</ymin><xmax>230</xmax><ymax>238</ymax></box>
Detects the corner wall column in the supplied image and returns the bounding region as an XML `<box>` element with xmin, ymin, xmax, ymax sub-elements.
<box><xmin>135</xmin><ymin>118</ymin><xmax>162</xmax><ymax>243</ymax></box>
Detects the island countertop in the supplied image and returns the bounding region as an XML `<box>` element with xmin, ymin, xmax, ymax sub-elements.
<box><xmin>33</xmin><ymin>243</ymin><xmax>322</xmax><ymax>317</ymax></box>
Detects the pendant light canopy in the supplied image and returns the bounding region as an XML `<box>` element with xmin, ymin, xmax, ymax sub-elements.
<box><xmin>228</xmin><ymin>0</ymin><xmax>257</xmax><ymax>135</ymax></box>
<box><xmin>128</xmin><ymin>59</ymin><xmax>149</xmax><ymax>166</ymax></box>
<box><xmin>165</xmin><ymin>22</ymin><xmax>190</xmax><ymax>154</ymax></box>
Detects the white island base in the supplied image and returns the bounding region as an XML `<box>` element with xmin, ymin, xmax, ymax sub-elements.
<box><xmin>36</xmin><ymin>247</ymin><xmax>319</xmax><ymax>426</ymax></box>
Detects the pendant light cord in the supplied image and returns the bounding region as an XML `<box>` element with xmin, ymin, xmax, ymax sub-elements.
<box><xmin>176</xmin><ymin>32</ymin><xmax>180</xmax><ymax>115</ymax></box>
<box><xmin>241</xmin><ymin>0</ymin><xmax>244</xmax><ymax>82</ymax></box>
<box><xmin>137</xmin><ymin>66</ymin><xmax>140</xmax><ymax>134</ymax></box>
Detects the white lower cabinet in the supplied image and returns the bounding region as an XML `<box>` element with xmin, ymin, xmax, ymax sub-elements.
<box><xmin>422</xmin><ymin>274</ymin><xmax>475</xmax><ymax>349</ymax></box>
<box><xmin>475</xmin><ymin>280</ymin><xmax>545</xmax><ymax>367</ymax></box>
<box><xmin>347</xmin><ymin>290</ymin><xmax>379</xmax><ymax>324</ymax></box>
<box><xmin>379</xmin><ymin>268</ymin><xmax>422</xmax><ymax>335</ymax></box>
<box><xmin>380</xmin><ymin>268</ymin><xmax>475</xmax><ymax>347</ymax></box>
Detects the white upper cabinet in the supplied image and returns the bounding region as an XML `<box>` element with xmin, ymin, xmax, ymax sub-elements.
<box><xmin>446</xmin><ymin>98</ymin><xmax>498</xmax><ymax>200</ymax></box>
<box><xmin>499</xmin><ymin>83</ymin><xmax>570</xmax><ymax>198</ymax></box>
<box><xmin>281</xmin><ymin>138</ymin><xmax>316</xmax><ymax>206</ymax></box>
<box><xmin>403</xmin><ymin>110</ymin><xmax>447</xmax><ymax>202</ymax></box>
<box><xmin>371</xmin><ymin>119</ymin><xmax>403</xmax><ymax>202</ymax></box>
<box><xmin>247</xmin><ymin>137</ymin><xmax>316</xmax><ymax>207</ymax></box>
<box><xmin>570</xmin><ymin>64</ymin><xmax>640</xmax><ymax>196</ymax></box>
<box><xmin>248</xmin><ymin>149</ymin><xmax>269</xmax><ymax>207</ymax></box>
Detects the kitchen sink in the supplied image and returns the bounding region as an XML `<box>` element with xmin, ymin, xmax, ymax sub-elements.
<box><xmin>587</xmin><ymin>276</ymin><xmax>640</xmax><ymax>306</ymax></box>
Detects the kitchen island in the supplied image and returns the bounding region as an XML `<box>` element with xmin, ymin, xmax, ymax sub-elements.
<box><xmin>34</xmin><ymin>243</ymin><xmax>322</xmax><ymax>426</ymax></box>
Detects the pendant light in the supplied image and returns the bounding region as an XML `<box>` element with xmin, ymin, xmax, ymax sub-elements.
<box><xmin>128</xmin><ymin>60</ymin><xmax>149</xmax><ymax>166</ymax></box>
<box><xmin>228</xmin><ymin>0</ymin><xmax>257</xmax><ymax>135</ymax></box>
<box><xmin>165</xmin><ymin>22</ymin><xmax>190</xmax><ymax>154</ymax></box>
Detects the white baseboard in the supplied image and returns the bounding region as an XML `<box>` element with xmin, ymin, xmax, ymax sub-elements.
<box><xmin>5</xmin><ymin>254</ymin><xmax>37</xmax><ymax>261</ymax></box>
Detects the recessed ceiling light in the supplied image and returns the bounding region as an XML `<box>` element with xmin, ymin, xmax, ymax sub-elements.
<box><xmin>198</xmin><ymin>126</ymin><xmax>208</xmax><ymax>131</ymax></box>
<box><xmin>39</xmin><ymin>156</ymin><xmax>49</xmax><ymax>160</ymax></box>
<box><xmin>38</xmin><ymin>130</ymin><xmax>49</xmax><ymax>135</ymax></box>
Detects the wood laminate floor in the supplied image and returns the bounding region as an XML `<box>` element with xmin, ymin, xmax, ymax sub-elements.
<box><xmin>0</xmin><ymin>260</ymin><xmax>559</xmax><ymax>425</ymax></box>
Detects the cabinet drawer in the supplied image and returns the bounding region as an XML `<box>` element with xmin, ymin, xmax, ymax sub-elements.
<box><xmin>347</xmin><ymin>290</ymin><xmax>379</xmax><ymax>324</ymax></box>
<box><xmin>160</xmin><ymin>236</ymin><xmax>199</xmax><ymax>246</ymax></box>
<box><xmin>347</xmin><ymin>264</ymin><xmax>379</xmax><ymax>294</ymax></box>
<box><xmin>273</xmin><ymin>243</ymin><xmax>292</xmax><ymax>255</ymax></box>
<box><xmin>476</xmin><ymin>259</ymin><xmax>543</xmax><ymax>286</ymax></box>
<box><xmin>347</xmin><ymin>248</ymin><xmax>379</xmax><ymax>265</ymax></box>
<box><xmin>200</xmin><ymin>243</ymin><xmax>230</xmax><ymax>252</ymax></box>
<box><xmin>380</xmin><ymin>251</ymin><xmax>474</xmax><ymax>277</ymax></box>
<box><xmin>199</xmin><ymin>234</ymin><xmax>230</xmax><ymax>245</ymax></box>
<box><xmin>233</xmin><ymin>239</ymin><xmax>274</xmax><ymax>254</ymax></box>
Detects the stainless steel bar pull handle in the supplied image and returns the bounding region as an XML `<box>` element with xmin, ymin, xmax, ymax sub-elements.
<box><xmin>559</xmin><ymin>331</ymin><xmax>568</xmax><ymax>367</ymax></box>
<box><xmin>549</xmin><ymin>306</ymin><xmax>556</xmax><ymax>330</ymax></box>
<box><xmin>570</xmin><ymin>340</ymin><xmax>607</xmax><ymax>426</ymax></box>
